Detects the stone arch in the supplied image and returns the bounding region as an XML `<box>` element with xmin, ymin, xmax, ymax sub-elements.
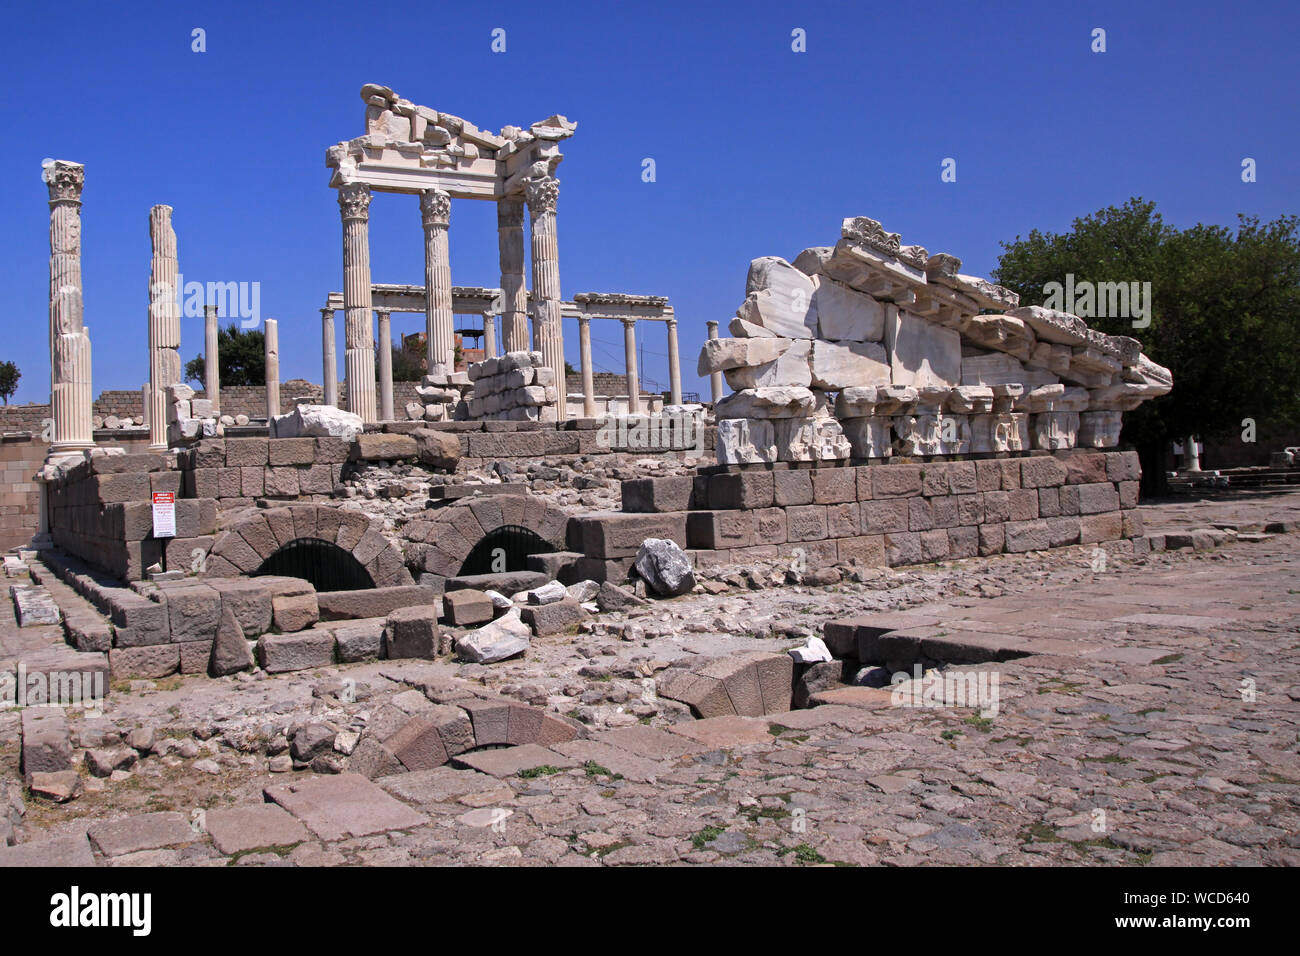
<box><xmin>404</xmin><ymin>494</ymin><xmax>572</xmax><ymax>579</ymax></box>
<box><xmin>201</xmin><ymin>504</ymin><xmax>414</xmax><ymax>588</ymax></box>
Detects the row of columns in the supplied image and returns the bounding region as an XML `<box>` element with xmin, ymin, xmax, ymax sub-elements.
<box><xmin>335</xmin><ymin>178</ymin><xmax>568</xmax><ymax>423</ymax></box>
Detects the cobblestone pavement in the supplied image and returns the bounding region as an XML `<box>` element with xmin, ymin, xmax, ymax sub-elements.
<box><xmin>2</xmin><ymin>491</ymin><xmax>1297</xmax><ymax>867</ymax></box>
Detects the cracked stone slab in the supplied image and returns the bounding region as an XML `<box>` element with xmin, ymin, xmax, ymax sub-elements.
<box><xmin>453</xmin><ymin>744</ymin><xmax>578</xmax><ymax>778</ymax></box>
<box><xmin>204</xmin><ymin>804</ymin><xmax>311</xmax><ymax>855</ymax></box>
<box><xmin>264</xmin><ymin>772</ymin><xmax>428</xmax><ymax>841</ymax></box>
<box><xmin>87</xmin><ymin>811</ymin><xmax>196</xmax><ymax>857</ymax></box>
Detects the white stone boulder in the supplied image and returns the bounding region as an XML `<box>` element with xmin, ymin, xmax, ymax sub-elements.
<box><xmin>272</xmin><ymin>405</ymin><xmax>364</xmax><ymax>442</ymax></box>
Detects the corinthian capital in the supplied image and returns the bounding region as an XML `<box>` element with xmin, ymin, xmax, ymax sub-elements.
<box><xmin>43</xmin><ymin>160</ymin><xmax>85</xmax><ymax>205</ymax></box>
<box><xmin>338</xmin><ymin>183</ymin><xmax>372</xmax><ymax>221</ymax></box>
<box><xmin>525</xmin><ymin>176</ymin><xmax>559</xmax><ymax>216</ymax></box>
<box><xmin>419</xmin><ymin>188</ymin><xmax>451</xmax><ymax>228</ymax></box>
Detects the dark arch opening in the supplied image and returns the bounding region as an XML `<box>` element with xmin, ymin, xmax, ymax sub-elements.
<box><xmin>254</xmin><ymin>537</ymin><xmax>375</xmax><ymax>592</ymax></box>
<box><xmin>459</xmin><ymin>525</ymin><xmax>555</xmax><ymax>576</ymax></box>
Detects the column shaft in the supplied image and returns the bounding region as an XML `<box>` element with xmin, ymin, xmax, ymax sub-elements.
<box><xmin>204</xmin><ymin>304</ymin><xmax>220</xmax><ymax>413</ymax></box>
<box><xmin>526</xmin><ymin>177</ymin><xmax>566</xmax><ymax>419</ymax></box>
<box><xmin>339</xmin><ymin>184</ymin><xmax>376</xmax><ymax>422</ymax></box>
<box><xmin>497</xmin><ymin>198</ymin><xmax>529</xmax><ymax>353</ymax></box>
<box><xmin>147</xmin><ymin>204</ymin><xmax>181</xmax><ymax>448</ymax></box>
<box><xmin>264</xmin><ymin>319</ymin><xmax>280</xmax><ymax>421</ymax></box>
<box><xmin>420</xmin><ymin>190</ymin><xmax>454</xmax><ymax>375</ymax></box>
<box><xmin>377</xmin><ymin>310</ymin><xmax>394</xmax><ymax>421</ymax></box>
<box><xmin>622</xmin><ymin>318</ymin><xmax>640</xmax><ymax>415</ymax></box>
<box><xmin>666</xmin><ymin>318</ymin><xmax>682</xmax><ymax>406</ymax></box>
<box><xmin>578</xmin><ymin>316</ymin><xmax>596</xmax><ymax>418</ymax></box>
<box><xmin>44</xmin><ymin>159</ymin><xmax>93</xmax><ymax>454</ymax></box>
<box><xmin>320</xmin><ymin>308</ymin><xmax>338</xmax><ymax>407</ymax></box>
<box><xmin>483</xmin><ymin>312</ymin><xmax>499</xmax><ymax>359</ymax></box>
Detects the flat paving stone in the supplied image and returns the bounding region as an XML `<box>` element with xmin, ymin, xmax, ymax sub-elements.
<box><xmin>264</xmin><ymin>772</ymin><xmax>428</xmax><ymax>842</ymax></box>
<box><xmin>87</xmin><ymin>811</ymin><xmax>196</xmax><ymax>857</ymax></box>
<box><xmin>376</xmin><ymin>767</ymin><xmax>500</xmax><ymax>805</ymax></box>
<box><xmin>0</xmin><ymin>833</ymin><xmax>96</xmax><ymax>867</ymax></box>
<box><xmin>453</xmin><ymin>744</ymin><xmax>578</xmax><ymax>778</ymax></box>
<box><xmin>599</xmin><ymin>724</ymin><xmax>707</xmax><ymax>759</ymax></box>
<box><xmin>667</xmin><ymin>715</ymin><xmax>774</xmax><ymax>748</ymax></box>
<box><xmin>204</xmin><ymin>804</ymin><xmax>311</xmax><ymax>855</ymax></box>
<box><xmin>549</xmin><ymin>738</ymin><xmax>671</xmax><ymax>782</ymax></box>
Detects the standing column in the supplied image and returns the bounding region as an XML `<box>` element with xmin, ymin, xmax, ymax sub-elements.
<box><xmin>665</xmin><ymin>317</ymin><xmax>683</xmax><ymax>406</ymax></box>
<box><xmin>320</xmin><ymin>308</ymin><xmax>338</xmax><ymax>407</ymax></box>
<box><xmin>525</xmin><ymin>176</ymin><xmax>566</xmax><ymax>420</ymax></box>
<box><xmin>377</xmin><ymin>309</ymin><xmax>394</xmax><ymax>421</ymax></box>
<box><xmin>339</xmin><ymin>184</ymin><xmax>376</xmax><ymax>422</ymax></box>
<box><xmin>622</xmin><ymin>317</ymin><xmax>640</xmax><ymax>415</ymax></box>
<box><xmin>706</xmin><ymin>320</ymin><xmax>723</xmax><ymax>405</ymax></box>
<box><xmin>482</xmin><ymin>312</ymin><xmax>500</xmax><ymax>359</ymax></box>
<box><xmin>140</xmin><ymin>383</ymin><xmax>151</xmax><ymax>430</ymax></box>
<box><xmin>420</xmin><ymin>189</ymin><xmax>454</xmax><ymax>376</ymax></box>
<box><xmin>577</xmin><ymin>316</ymin><xmax>596</xmax><ymax>419</ymax></box>
<box><xmin>147</xmin><ymin>205</ymin><xmax>181</xmax><ymax>449</ymax></box>
<box><xmin>497</xmin><ymin>197</ymin><xmax>529</xmax><ymax>353</ymax></box>
<box><xmin>264</xmin><ymin>319</ymin><xmax>280</xmax><ymax>421</ymax></box>
<box><xmin>204</xmin><ymin>304</ymin><xmax>220</xmax><ymax>413</ymax></box>
<box><xmin>43</xmin><ymin>160</ymin><xmax>93</xmax><ymax>456</ymax></box>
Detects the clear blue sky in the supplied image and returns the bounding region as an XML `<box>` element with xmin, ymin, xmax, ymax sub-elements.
<box><xmin>2</xmin><ymin>0</ymin><xmax>1296</xmax><ymax>405</ymax></box>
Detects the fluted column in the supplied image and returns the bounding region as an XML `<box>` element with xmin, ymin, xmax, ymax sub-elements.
<box><xmin>377</xmin><ymin>309</ymin><xmax>394</xmax><ymax>421</ymax></box>
<box><xmin>140</xmin><ymin>383</ymin><xmax>151</xmax><ymax>429</ymax></box>
<box><xmin>497</xmin><ymin>197</ymin><xmax>529</xmax><ymax>353</ymax></box>
<box><xmin>483</xmin><ymin>312</ymin><xmax>499</xmax><ymax>359</ymax></box>
<box><xmin>420</xmin><ymin>189</ymin><xmax>454</xmax><ymax>376</ymax></box>
<box><xmin>147</xmin><ymin>205</ymin><xmax>181</xmax><ymax>449</ymax></box>
<box><xmin>666</xmin><ymin>317</ymin><xmax>682</xmax><ymax>406</ymax></box>
<box><xmin>204</xmin><ymin>304</ymin><xmax>220</xmax><ymax>413</ymax></box>
<box><xmin>264</xmin><ymin>319</ymin><xmax>280</xmax><ymax>421</ymax></box>
<box><xmin>320</xmin><ymin>308</ymin><xmax>338</xmax><ymax>407</ymax></box>
<box><xmin>578</xmin><ymin>316</ymin><xmax>596</xmax><ymax>419</ymax></box>
<box><xmin>622</xmin><ymin>317</ymin><xmax>640</xmax><ymax>415</ymax></box>
<box><xmin>43</xmin><ymin>160</ymin><xmax>93</xmax><ymax>455</ymax></box>
<box><xmin>706</xmin><ymin>320</ymin><xmax>723</xmax><ymax>404</ymax></box>
<box><xmin>526</xmin><ymin>176</ymin><xmax>566</xmax><ymax>420</ymax></box>
<box><xmin>339</xmin><ymin>184</ymin><xmax>376</xmax><ymax>422</ymax></box>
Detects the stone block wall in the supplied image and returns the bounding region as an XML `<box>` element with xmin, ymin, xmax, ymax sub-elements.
<box><xmin>176</xmin><ymin>436</ymin><xmax>352</xmax><ymax>509</ymax></box>
<box><xmin>594</xmin><ymin>450</ymin><xmax>1142</xmax><ymax>575</ymax></box>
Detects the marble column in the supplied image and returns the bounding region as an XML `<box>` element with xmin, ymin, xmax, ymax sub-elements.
<box><xmin>577</xmin><ymin>316</ymin><xmax>596</xmax><ymax>419</ymax></box>
<box><xmin>320</xmin><ymin>308</ymin><xmax>338</xmax><ymax>408</ymax></box>
<box><xmin>140</xmin><ymin>384</ymin><xmax>151</xmax><ymax>430</ymax></box>
<box><xmin>525</xmin><ymin>176</ymin><xmax>566</xmax><ymax>419</ymax></box>
<box><xmin>377</xmin><ymin>309</ymin><xmax>394</xmax><ymax>421</ymax></box>
<box><xmin>622</xmin><ymin>317</ymin><xmax>640</xmax><ymax>415</ymax></box>
<box><xmin>665</xmin><ymin>317</ymin><xmax>683</xmax><ymax>406</ymax></box>
<box><xmin>706</xmin><ymin>320</ymin><xmax>723</xmax><ymax>405</ymax></box>
<box><xmin>339</xmin><ymin>184</ymin><xmax>376</xmax><ymax>422</ymax></box>
<box><xmin>264</xmin><ymin>319</ymin><xmax>280</xmax><ymax>421</ymax></box>
<box><xmin>420</xmin><ymin>189</ymin><xmax>454</xmax><ymax>376</ymax></box>
<box><xmin>147</xmin><ymin>204</ymin><xmax>181</xmax><ymax>449</ymax></box>
<box><xmin>43</xmin><ymin>160</ymin><xmax>93</xmax><ymax>456</ymax></box>
<box><xmin>204</xmin><ymin>304</ymin><xmax>220</xmax><ymax>413</ymax></box>
<box><xmin>483</xmin><ymin>312</ymin><xmax>499</xmax><ymax>359</ymax></box>
<box><xmin>497</xmin><ymin>197</ymin><xmax>529</xmax><ymax>353</ymax></box>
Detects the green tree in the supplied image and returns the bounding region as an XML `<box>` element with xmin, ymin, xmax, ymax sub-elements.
<box><xmin>383</xmin><ymin>336</ymin><xmax>427</xmax><ymax>382</ymax></box>
<box><xmin>185</xmin><ymin>324</ymin><xmax>266</xmax><ymax>387</ymax></box>
<box><xmin>0</xmin><ymin>361</ymin><xmax>19</xmax><ymax>405</ymax></box>
<box><xmin>992</xmin><ymin>199</ymin><xmax>1300</xmax><ymax>493</ymax></box>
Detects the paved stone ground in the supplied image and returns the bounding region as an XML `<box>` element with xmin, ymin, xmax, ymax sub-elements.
<box><xmin>2</xmin><ymin>490</ymin><xmax>1297</xmax><ymax>866</ymax></box>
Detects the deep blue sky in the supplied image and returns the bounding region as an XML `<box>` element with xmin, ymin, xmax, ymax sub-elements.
<box><xmin>2</xmin><ymin>0</ymin><xmax>1296</xmax><ymax>405</ymax></box>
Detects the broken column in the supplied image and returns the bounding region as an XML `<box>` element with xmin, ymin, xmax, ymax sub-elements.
<box><xmin>264</xmin><ymin>318</ymin><xmax>280</xmax><ymax>420</ymax></box>
<box><xmin>147</xmin><ymin>205</ymin><xmax>182</xmax><ymax>449</ymax></box>
<box><xmin>525</xmin><ymin>176</ymin><xmax>566</xmax><ymax>418</ymax></box>
<box><xmin>43</xmin><ymin>160</ymin><xmax>93</xmax><ymax>456</ymax></box>
<box><xmin>420</xmin><ymin>189</ymin><xmax>454</xmax><ymax>375</ymax></box>
<box><xmin>497</xmin><ymin>197</ymin><xmax>529</xmax><ymax>353</ymax></box>
<box><xmin>377</xmin><ymin>309</ymin><xmax>394</xmax><ymax>421</ymax></box>
<box><xmin>320</xmin><ymin>307</ymin><xmax>338</xmax><ymax>407</ymax></box>
<box><xmin>706</xmin><ymin>320</ymin><xmax>723</xmax><ymax>405</ymax></box>
<box><xmin>339</xmin><ymin>183</ymin><xmax>377</xmax><ymax>423</ymax></box>
<box><xmin>204</xmin><ymin>304</ymin><xmax>220</xmax><ymax>414</ymax></box>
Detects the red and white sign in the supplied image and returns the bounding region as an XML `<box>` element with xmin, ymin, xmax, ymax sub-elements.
<box><xmin>151</xmin><ymin>492</ymin><xmax>176</xmax><ymax>538</ymax></box>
